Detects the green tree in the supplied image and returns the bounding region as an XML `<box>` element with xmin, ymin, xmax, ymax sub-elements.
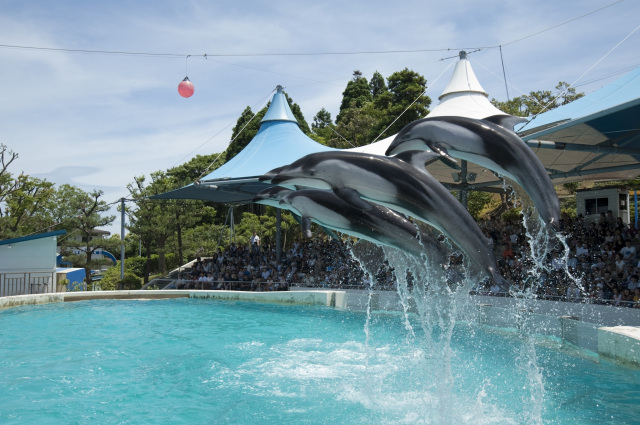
<box><xmin>371</xmin><ymin>68</ymin><xmax>431</xmax><ymax>139</ymax></box>
<box><xmin>225</xmin><ymin>107</ymin><xmax>267</xmax><ymax>162</ymax></box>
<box><xmin>0</xmin><ymin>175</ymin><xmax>56</xmax><ymax>238</ymax></box>
<box><xmin>127</xmin><ymin>173</ymin><xmax>176</xmax><ymax>282</ymax></box>
<box><xmin>331</xmin><ymin>101</ymin><xmax>383</xmax><ymax>148</ymax></box>
<box><xmin>466</xmin><ymin>191</ymin><xmax>494</xmax><ymax>220</ymax></box>
<box><xmin>284</xmin><ymin>92</ymin><xmax>311</xmax><ymax>135</ymax></box>
<box><xmin>311</xmin><ymin>107</ymin><xmax>334</xmax><ymax>144</ymax></box>
<box><xmin>336</xmin><ymin>71</ymin><xmax>372</xmax><ymax>124</ymax></box>
<box><xmin>369</xmin><ymin>71</ymin><xmax>388</xmax><ymax>99</ymax></box>
<box><xmin>53</xmin><ymin>185</ymin><xmax>117</xmax><ymax>281</ymax></box>
<box><xmin>491</xmin><ymin>81</ymin><xmax>584</xmax><ymax>117</ymax></box>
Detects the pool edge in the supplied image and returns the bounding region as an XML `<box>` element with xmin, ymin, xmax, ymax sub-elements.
<box><xmin>0</xmin><ymin>290</ymin><xmax>347</xmax><ymax>309</ymax></box>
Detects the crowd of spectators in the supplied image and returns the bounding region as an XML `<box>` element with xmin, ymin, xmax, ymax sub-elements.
<box><xmin>176</xmin><ymin>210</ymin><xmax>640</xmax><ymax>308</ymax></box>
<box><xmin>177</xmin><ymin>238</ymin><xmax>371</xmax><ymax>292</ymax></box>
<box><xmin>480</xmin><ymin>210</ymin><xmax>640</xmax><ymax>307</ymax></box>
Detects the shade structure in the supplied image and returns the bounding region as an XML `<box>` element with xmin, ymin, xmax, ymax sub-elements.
<box><xmin>519</xmin><ymin>66</ymin><xmax>640</xmax><ymax>184</ymax></box>
<box><xmin>155</xmin><ymin>55</ymin><xmax>640</xmax><ymax>205</ymax></box>
<box><xmin>354</xmin><ymin>55</ymin><xmax>640</xmax><ymax>190</ymax></box>
<box><xmin>153</xmin><ymin>86</ymin><xmax>335</xmax><ymax>204</ymax></box>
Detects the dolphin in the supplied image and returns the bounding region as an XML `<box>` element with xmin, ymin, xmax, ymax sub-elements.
<box><xmin>280</xmin><ymin>189</ymin><xmax>447</xmax><ymax>261</ymax></box>
<box><xmin>385</xmin><ymin>115</ymin><xmax>560</xmax><ymax>231</ymax></box>
<box><xmin>252</xmin><ymin>186</ymin><xmax>293</xmax><ymax>209</ymax></box>
<box><xmin>267</xmin><ymin>150</ymin><xmax>504</xmax><ymax>286</ymax></box>
<box><xmin>253</xmin><ymin>186</ymin><xmax>446</xmax><ymax>262</ymax></box>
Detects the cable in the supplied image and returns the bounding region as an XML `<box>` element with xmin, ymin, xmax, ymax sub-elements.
<box><xmin>370</xmin><ymin>60</ymin><xmax>455</xmax><ymax>143</ymax></box>
<box><xmin>499</xmin><ymin>0</ymin><xmax>623</xmax><ymax>47</ymax></box>
<box><xmin>195</xmin><ymin>88</ymin><xmax>276</xmax><ymax>181</ymax></box>
<box><xmin>520</xmin><ymin>21</ymin><xmax>640</xmax><ymax>131</ymax></box>
<box><xmin>0</xmin><ymin>2</ymin><xmax>623</xmax><ymax>60</ymax></box>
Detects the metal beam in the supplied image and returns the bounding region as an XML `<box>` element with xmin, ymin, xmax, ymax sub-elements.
<box><xmin>526</xmin><ymin>140</ymin><xmax>640</xmax><ymax>156</ymax></box>
<box><xmin>549</xmin><ymin>163</ymin><xmax>640</xmax><ymax>179</ymax></box>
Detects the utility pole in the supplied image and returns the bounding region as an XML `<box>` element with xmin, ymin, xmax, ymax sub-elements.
<box><xmin>120</xmin><ymin>198</ymin><xmax>125</xmax><ymax>282</ymax></box>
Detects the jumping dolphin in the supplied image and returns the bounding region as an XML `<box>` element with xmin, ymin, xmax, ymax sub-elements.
<box><xmin>282</xmin><ymin>189</ymin><xmax>446</xmax><ymax>261</ymax></box>
<box><xmin>252</xmin><ymin>186</ymin><xmax>292</xmax><ymax>209</ymax></box>
<box><xmin>253</xmin><ymin>186</ymin><xmax>446</xmax><ymax>262</ymax></box>
<box><xmin>385</xmin><ymin>115</ymin><xmax>560</xmax><ymax>231</ymax></box>
<box><xmin>267</xmin><ymin>150</ymin><xmax>504</xmax><ymax>286</ymax></box>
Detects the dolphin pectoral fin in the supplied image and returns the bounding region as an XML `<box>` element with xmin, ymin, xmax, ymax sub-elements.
<box><xmin>301</xmin><ymin>216</ymin><xmax>313</xmax><ymax>238</ymax></box>
<box><xmin>426</xmin><ymin>142</ymin><xmax>457</xmax><ymax>165</ymax></box>
<box><xmin>394</xmin><ymin>150</ymin><xmax>443</xmax><ymax>170</ymax></box>
<box><xmin>483</xmin><ymin>114</ymin><xmax>528</xmax><ymax>131</ymax></box>
<box><xmin>333</xmin><ymin>188</ymin><xmax>374</xmax><ymax>211</ymax></box>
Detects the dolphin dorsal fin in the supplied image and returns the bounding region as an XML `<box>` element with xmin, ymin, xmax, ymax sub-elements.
<box><xmin>483</xmin><ymin>115</ymin><xmax>528</xmax><ymax>131</ymax></box>
<box><xmin>333</xmin><ymin>187</ymin><xmax>374</xmax><ymax>211</ymax></box>
<box><xmin>394</xmin><ymin>150</ymin><xmax>443</xmax><ymax>171</ymax></box>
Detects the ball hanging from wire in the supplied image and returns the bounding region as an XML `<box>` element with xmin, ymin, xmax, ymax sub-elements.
<box><xmin>178</xmin><ymin>76</ymin><xmax>194</xmax><ymax>98</ymax></box>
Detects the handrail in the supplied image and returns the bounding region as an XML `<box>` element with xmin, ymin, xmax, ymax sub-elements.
<box><xmin>0</xmin><ymin>272</ymin><xmax>55</xmax><ymax>297</ymax></box>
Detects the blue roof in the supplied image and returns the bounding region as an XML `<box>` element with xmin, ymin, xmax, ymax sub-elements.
<box><xmin>152</xmin><ymin>87</ymin><xmax>335</xmax><ymax>204</ymax></box>
<box><xmin>260</xmin><ymin>85</ymin><xmax>299</xmax><ymax>124</ymax></box>
<box><xmin>200</xmin><ymin>88</ymin><xmax>334</xmax><ymax>181</ymax></box>
<box><xmin>0</xmin><ymin>229</ymin><xmax>66</xmax><ymax>246</ymax></box>
<box><xmin>519</xmin><ymin>66</ymin><xmax>640</xmax><ymax>138</ymax></box>
<box><xmin>201</xmin><ymin>121</ymin><xmax>334</xmax><ymax>181</ymax></box>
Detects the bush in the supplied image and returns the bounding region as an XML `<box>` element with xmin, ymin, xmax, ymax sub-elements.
<box><xmin>98</xmin><ymin>265</ymin><xmax>142</xmax><ymax>290</ymax></box>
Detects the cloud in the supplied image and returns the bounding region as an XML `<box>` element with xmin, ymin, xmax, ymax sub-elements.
<box><xmin>1</xmin><ymin>0</ymin><xmax>639</xmax><ymax>237</ymax></box>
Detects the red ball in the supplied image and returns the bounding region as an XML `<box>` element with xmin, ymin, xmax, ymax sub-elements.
<box><xmin>178</xmin><ymin>77</ymin><xmax>194</xmax><ymax>98</ymax></box>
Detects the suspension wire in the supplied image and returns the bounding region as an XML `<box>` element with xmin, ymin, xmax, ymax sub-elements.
<box><xmin>498</xmin><ymin>0</ymin><xmax>623</xmax><ymax>48</ymax></box>
<box><xmin>0</xmin><ymin>1</ymin><xmax>621</xmax><ymax>59</ymax></box>
<box><xmin>195</xmin><ymin>88</ymin><xmax>276</xmax><ymax>181</ymax></box>
<box><xmin>519</xmin><ymin>21</ymin><xmax>640</xmax><ymax>131</ymax></box>
<box><xmin>499</xmin><ymin>46</ymin><xmax>510</xmax><ymax>101</ymax></box>
<box><xmin>370</xmin><ymin>60</ymin><xmax>456</xmax><ymax>144</ymax></box>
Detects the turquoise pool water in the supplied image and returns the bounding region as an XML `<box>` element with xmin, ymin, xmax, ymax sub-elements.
<box><xmin>1</xmin><ymin>299</ymin><xmax>639</xmax><ymax>424</ymax></box>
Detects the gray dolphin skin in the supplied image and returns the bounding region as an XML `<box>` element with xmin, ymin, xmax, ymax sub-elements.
<box><xmin>253</xmin><ymin>186</ymin><xmax>445</xmax><ymax>262</ymax></box>
<box><xmin>385</xmin><ymin>115</ymin><xmax>560</xmax><ymax>231</ymax></box>
<box><xmin>280</xmin><ymin>189</ymin><xmax>446</xmax><ymax>261</ymax></box>
<box><xmin>252</xmin><ymin>186</ymin><xmax>293</xmax><ymax>209</ymax></box>
<box><xmin>267</xmin><ymin>150</ymin><xmax>503</xmax><ymax>285</ymax></box>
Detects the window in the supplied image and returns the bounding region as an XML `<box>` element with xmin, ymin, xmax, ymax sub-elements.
<box><xmin>585</xmin><ymin>197</ymin><xmax>608</xmax><ymax>215</ymax></box>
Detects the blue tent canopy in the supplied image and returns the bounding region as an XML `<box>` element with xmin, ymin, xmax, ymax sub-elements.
<box><xmin>153</xmin><ymin>86</ymin><xmax>335</xmax><ymax>204</ymax></box>
<box><xmin>517</xmin><ymin>66</ymin><xmax>640</xmax><ymax>183</ymax></box>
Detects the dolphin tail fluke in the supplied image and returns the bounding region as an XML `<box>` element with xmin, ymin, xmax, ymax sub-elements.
<box><xmin>301</xmin><ymin>216</ymin><xmax>313</xmax><ymax>238</ymax></box>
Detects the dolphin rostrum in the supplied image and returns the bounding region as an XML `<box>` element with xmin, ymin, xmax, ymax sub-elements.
<box><xmin>253</xmin><ymin>186</ymin><xmax>446</xmax><ymax>262</ymax></box>
<box><xmin>385</xmin><ymin>115</ymin><xmax>560</xmax><ymax>231</ymax></box>
<box><xmin>267</xmin><ymin>150</ymin><xmax>504</xmax><ymax>286</ymax></box>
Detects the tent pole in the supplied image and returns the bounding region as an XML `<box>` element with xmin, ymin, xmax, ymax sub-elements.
<box><xmin>459</xmin><ymin>160</ymin><xmax>469</xmax><ymax>209</ymax></box>
<box><xmin>635</xmin><ymin>191</ymin><xmax>638</xmax><ymax>229</ymax></box>
<box><xmin>276</xmin><ymin>208</ymin><xmax>282</xmax><ymax>262</ymax></box>
<box><xmin>229</xmin><ymin>206</ymin><xmax>235</xmax><ymax>245</ymax></box>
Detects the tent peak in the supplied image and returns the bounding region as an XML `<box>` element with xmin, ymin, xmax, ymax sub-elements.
<box><xmin>438</xmin><ymin>53</ymin><xmax>488</xmax><ymax>100</ymax></box>
<box><xmin>260</xmin><ymin>86</ymin><xmax>299</xmax><ymax>124</ymax></box>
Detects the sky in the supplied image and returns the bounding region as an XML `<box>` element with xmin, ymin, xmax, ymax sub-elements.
<box><xmin>1</xmin><ymin>0</ymin><xmax>639</xmax><ymax>235</ymax></box>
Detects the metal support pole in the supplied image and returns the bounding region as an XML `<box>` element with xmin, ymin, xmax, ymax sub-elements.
<box><xmin>229</xmin><ymin>206</ymin><xmax>235</xmax><ymax>244</ymax></box>
<box><xmin>120</xmin><ymin>198</ymin><xmax>125</xmax><ymax>281</ymax></box>
<box><xmin>459</xmin><ymin>160</ymin><xmax>468</xmax><ymax>208</ymax></box>
<box><xmin>276</xmin><ymin>208</ymin><xmax>282</xmax><ymax>262</ymax></box>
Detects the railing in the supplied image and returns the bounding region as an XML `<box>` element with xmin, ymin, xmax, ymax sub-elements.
<box><xmin>0</xmin><ymin>272</ymin><xmax>55</xmax><ymax>297</ymax></box>
<box><xmin>470</xmin><ymin>290</ymin><xmax>640</xmax><ymax>308</ymax></box>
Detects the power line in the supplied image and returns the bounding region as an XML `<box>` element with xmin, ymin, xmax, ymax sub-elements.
<box><xmin>0</xmin><ymin>1</ymin><xmax>623</xmax><ymax>60</ymax></box>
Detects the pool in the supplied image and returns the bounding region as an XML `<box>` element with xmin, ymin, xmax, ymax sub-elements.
<box><xmin>1</xmin><ymin>298</ymin><xmax>639</xmax><ymax>424</ymax></box>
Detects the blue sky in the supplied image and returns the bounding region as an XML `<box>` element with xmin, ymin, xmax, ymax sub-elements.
<box><xmin>1</xmin><ymin>0</ymin><xmax>639</xmax><ymax>234</ymax></box>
